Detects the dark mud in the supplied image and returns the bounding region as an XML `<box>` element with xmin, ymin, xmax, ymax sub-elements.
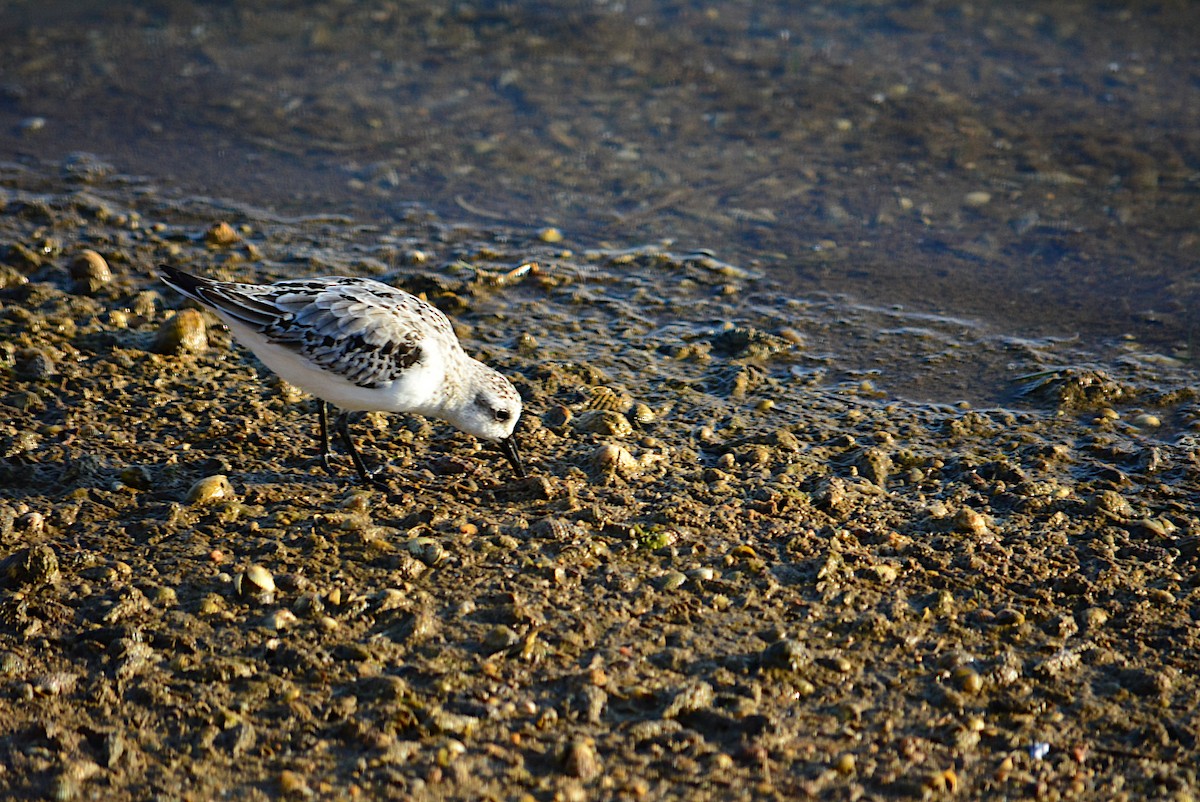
<box><xmin>1</xmin><ymin>167</ymin><xmax>1199</xmax><ymax>800</ymax></box>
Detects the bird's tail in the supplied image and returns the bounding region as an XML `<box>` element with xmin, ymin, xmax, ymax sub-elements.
<box><xmin>157</xmin><ymin>265</ymin><xmax>282</xmax><ymax>329</ymax></box>
<box><xmin>157</xmin><ymin>264</ymin><xmax>214</xmax><ymax>303</ymax></box>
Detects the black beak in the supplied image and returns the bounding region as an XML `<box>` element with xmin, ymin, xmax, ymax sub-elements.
<box><xmin>497</xmin><ymin>435</ymin><xmax>527</xmax><ymax>478</ymax></box>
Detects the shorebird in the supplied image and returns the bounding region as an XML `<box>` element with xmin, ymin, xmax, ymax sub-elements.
<box><xmin>158</xmin><ymin>265</ymin><xmax>525</xmax><ymax>485</ymax></box>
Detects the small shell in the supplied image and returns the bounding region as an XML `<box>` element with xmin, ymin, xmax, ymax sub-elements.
<box><xmin>591</xmin><ymin>443</ymin><xmax>639</xmax><ymax>477</ymax></box>
<box><xmin>584</xmin><ymin>386</ymin><xmax>633</xmax><ymax>413</ymax></box>
<box><xmin>185</xmin><ymin>475</ymin><xmax>234</xmax><ymax>505</ymax></box>
<box><xmin>265</xmin><ymin>609</ymin><xmax>298</xmax><ymax>631</ymax></box>
<box><xmin>405</xmin><ymin>537</ymin><xmax>447</xmax><ymax>567</ymax></box>
<box><xmin>574</xmin><ymin>410</ymin><xmax>634</xmax><ymax>437</ymax></box>
<box><xmin>531</xmin><ymin>517</ymin><xmax>577</xmax><ymax>539</ymax></box>
<box><xmin>630</xmin><ymin>403</ymin><xmax>656</xmax><ymax>425</ymax></box>
<box><xmin>391</xmin><ymin>553</ymin><xmax>427</xmax><ymax>581</ymax></box>
<box><xmin>17</xmin><ymin>511</ymin><xmax>46</xmax><ymax>536</ymax></box>
<box><xmin>245</xmin><ymin>564</ymin><xmax>275</xmax><ymax>593</ymax></box>
<box><xmin>235</xmin><ymin>564</ymin><xmax>276</xmax><ymax>605</ymax></box>
<box><xmin>661</xmin><ymin>571</ymin><xmax>687</xmax><ymax>591</ymax></box>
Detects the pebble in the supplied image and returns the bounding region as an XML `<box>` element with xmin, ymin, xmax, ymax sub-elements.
<box><xmin>537</xmin><ymin>227</ymin><xmax>564</xmax><ymax>243</ymax></box>
<box><xmin>277</xmin><ymin>769</ymin><xmax>314</xmax><ymax>797</ymax></box>
<box><xmin>994</xmin><ymin>608</ymin><xmax>1026</xmax><ymax>627</ymax></box>
<box><xmin>822</xmin><ymin>654</ymin><xmax>853</xmax><ymax>673</ymax></box>
<box><xmin>856</xmin><ymin>447</ymin><xmax>893</xmax><ymax>487</ymax></box>
<box><xmin>15</xmin><ymin>349</ymin><xmax>57</xmax><ymax>380</ymax></box>
<box><xmin>484</xmin><ymin>625</ymin><xmax>521</xmax><ymax>652</ymax></box>
<box><xmin>428</xmin><ymin>709</ymin><xmax>479</xmax><ymax>738</ymax></box>
<box><xmin>1080</xmin><ymin>606</ymin><xmax>1109</xmax><ymax>631</ymax></box>
<box><xmin>761</xmin><ymin>638</ymin><xmax>811</xmax><ymax>672</ymax></box>
<box><xmin>562</xmin><ymin>737</ymin><xmax>601</xmax><ymax>781</ymax></box>
<box><xmin>953</xmin><ymin>507</ymin><xmax>989</xmax><ymax>536</ymax></box>
<box><xmin>153</xmin><ymin>309</ymin><xmax>209</xmax><ymax>354</ymax></box>
<box><xmin>963</xmin><ymin>191</ymin><xmax>992</xmax><ymax>207</ymax></box>
<box><xmin>19</xmin><ymin>116</ymin><xmax>46</xmax><ymax>134</ymax></box>
<box><xmin>0</xmin><ymin>544</ymin><xmax>61</xmax><ymax>588</ymax></box>
<box><xmin>204</xmin><ymin>221</ymin><xmax>240</xmax><ymax>246</ymax></box>
<box><xmin>954</xmin><ymin>667</ymin><xmax>984</xmax><ymax>694</ymax></box>
<box><xmin>68</xmin><ymin>249</ymin><xmax>112</xmax><ymax>294</ymax></box>
<box><xmin>1147</xmin><ymin>588</ymin><xmax>1175</xmax><ymax>605</ymax></box>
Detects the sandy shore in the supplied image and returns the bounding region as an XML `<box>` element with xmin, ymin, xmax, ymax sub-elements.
<box><xmin>1</xmin><ymin>166</ymin><xmax>1198</xmax><ymax>799</ymax></box>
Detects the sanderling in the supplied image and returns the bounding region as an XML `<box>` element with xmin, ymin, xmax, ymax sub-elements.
<box><xmin>157</xmin><ymin>265</ymin><xmax>525</xmax><ymax>484</ymax></box>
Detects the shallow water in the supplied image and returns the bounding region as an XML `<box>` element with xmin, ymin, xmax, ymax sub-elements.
<box><xmin>2</xmin><ymin>0</ymin><xmax>1197</xmax><ymax>402</ymax></box>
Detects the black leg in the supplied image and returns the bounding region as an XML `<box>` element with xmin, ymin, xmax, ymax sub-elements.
<box><xmin>317</xmin><ymin>400</ymin><xmax>335</xmax><ymax>474</ymax></box>
<box><xmin>335</xmin><ymin>411</ymin><xmax>388</xmax><ymax>489</ymax></box>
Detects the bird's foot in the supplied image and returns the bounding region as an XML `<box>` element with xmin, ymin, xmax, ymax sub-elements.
<box><xmin>353</xmin><ymin>465</ymin><xmax>391</xmax><ymax>492</ymax></box>
<box><xmin>318</xmin><ymin>452</ymin><xmax>336</xmax><ymax>476</ymax></box>
<box><xmin>363</xmin><ymin>474</ymin><xmax>391</xmax><ymax>492</ymax></box>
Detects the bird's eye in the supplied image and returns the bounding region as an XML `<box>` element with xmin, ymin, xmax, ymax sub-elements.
<box><xmin>495</xmin><ymin>409</ymin><xmax>511</xmax><ymax>422</ymax></box>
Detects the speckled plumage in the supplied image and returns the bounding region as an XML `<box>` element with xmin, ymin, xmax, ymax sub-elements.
<box><xmin>157</xmin><ymin>265</ymin><xmax>526</xmax><ymax>481</ymax></box>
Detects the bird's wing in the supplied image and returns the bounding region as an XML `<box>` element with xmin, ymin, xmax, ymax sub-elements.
<box><xmin>174</xmin><ymin>272</ymin><xmax>453</xmax><ymax>390</ymax></box>
<box><xmin>260</xmin><ymin>278</ymin><xmax>456</xmax><ymax>389</ymax></box>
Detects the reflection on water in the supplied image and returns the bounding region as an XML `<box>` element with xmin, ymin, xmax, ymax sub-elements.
<box><xmin>1</xmin><ymin>0</ymin><xmax>1197</xmax><ymax>366</ymax></box>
